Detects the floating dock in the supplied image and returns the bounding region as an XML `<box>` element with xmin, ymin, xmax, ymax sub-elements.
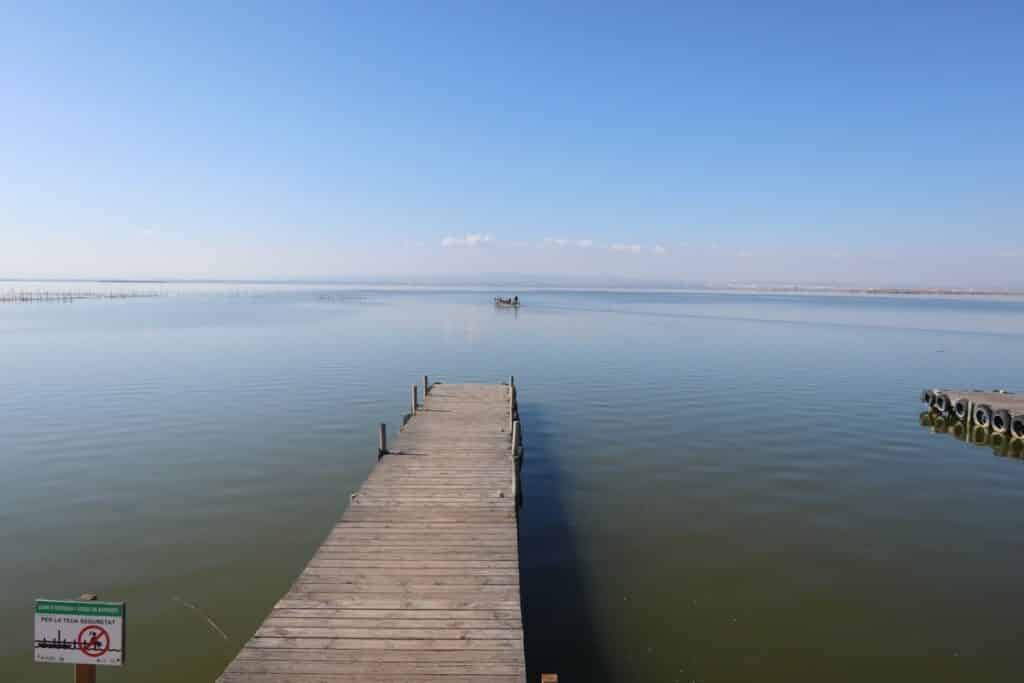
<box><xmin>921</xmin><ymin>388</ymin><xmax>1024</xmax><ymax>438</ymax></box>
<box><xmin>219</xmin><ymin>378</ymin><xmax>525</xmax><ymax>683</ymax></box>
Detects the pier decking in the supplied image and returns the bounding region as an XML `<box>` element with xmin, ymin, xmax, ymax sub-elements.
<box><xmin>219</xmin><ymin>381</ymin><xmax>525</xmax><ymax>682</ymax></box>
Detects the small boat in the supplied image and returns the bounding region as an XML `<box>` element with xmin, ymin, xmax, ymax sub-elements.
<box><xmin>494</xmin><ymin>297</ymin><xmax>520</xmax><ymax>307</ymax></box>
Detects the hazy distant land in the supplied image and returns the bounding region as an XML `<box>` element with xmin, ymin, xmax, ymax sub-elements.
<box><xmin>1</xmin><ymin>278</ymin><xmax>1022</xmax><ymax>299</ymax></box>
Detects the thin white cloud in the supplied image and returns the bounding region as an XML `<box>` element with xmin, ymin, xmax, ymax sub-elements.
<box><xmin>609</xmin><ymin>243</ymin><xmax>644</xmax><ymax>253</ymax></box>
<box><xmin>606</xmin><ymin>243</ymin><xmax>668</xmax><ymax>255</ymax></box>
<box><xmin>543</xmin><ymin>238</ymin><xmax>596</xmax><ymax>248</ymax></box>
<box><xmin>441</xmin><ymin>233</ymin><xmax>494</xmax><ymax>248</ymax></box>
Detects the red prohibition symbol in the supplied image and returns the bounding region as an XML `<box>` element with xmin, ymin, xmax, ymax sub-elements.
<box><xmin>77</xmin><ymin>625</ymin><xmax>110</xmax><ymax>657</ymax></box>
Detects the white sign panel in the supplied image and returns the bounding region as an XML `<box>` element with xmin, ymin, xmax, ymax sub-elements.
<box><xmin>34</xmin><ymin>599</ymin><xmax>125</xmax><ymax>666</ymax></box>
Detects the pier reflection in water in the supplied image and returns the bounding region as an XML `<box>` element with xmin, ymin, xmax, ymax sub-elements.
<box><xmin>919</xmin><ymin>412</ymin><xmax>1024</xmax><ymax>460</ymax></box>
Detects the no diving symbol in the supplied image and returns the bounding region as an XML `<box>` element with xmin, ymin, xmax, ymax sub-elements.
<box><xmin>77</xmin><ymin>625</ymin><xmax>110</xmax><ymax>658</ymax></box>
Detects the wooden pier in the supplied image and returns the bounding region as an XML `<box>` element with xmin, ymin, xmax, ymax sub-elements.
<box><xmin>219</xmin><ymin>379</ymin><xmax>525</xmax><ymax>682</ymax></box>
<box><xmin>922</xmin><ymin>388</ymin><xmax>1024</xmax><ymax>438</ymax></box>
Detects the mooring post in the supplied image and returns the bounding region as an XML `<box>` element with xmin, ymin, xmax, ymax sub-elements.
<box><xmin>378</xmin><ymin>423</ymin><xmax>387</xmax><ymax>459</ymax></box>
<box><xmin>423</xmin><ymin>375</ymin><xmax>429</xmax><ymax>396</ymax></box>
<box><xmin>512</xmin><ymin>420</ymin><xmax>520</xmax><ymax>452</ymax></box>
<box><xmin>412</xmin><ymin>384</ymin><xmax>418</xmax><ymax>414</ymax></box>
<box><xmin>509</xmin><ymin>385</ymin><xmax>516</xmax><ymax>434</ymax></box>
<box><xmin>75</xmin><ymin>593</ymin><xmax>98</xmax><ymax>683</ymax></box>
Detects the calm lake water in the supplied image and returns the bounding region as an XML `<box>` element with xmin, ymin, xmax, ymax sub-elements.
<box><xmin>2</xmin><ymin>287</ymin><xmax>1024</xmax><ymax>682</ymax></box>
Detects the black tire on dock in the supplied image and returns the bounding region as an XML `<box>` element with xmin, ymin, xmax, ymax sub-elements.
<box><xmin>934</xmin><ymin>393</ymin><xmax>949</xmax><ymax>414</ymax></box>
<box><xmin>1011</xmin><ymin>414</ymin><xmax>1024</xmax><ymax>440</ymax></box>
<box><xmin>923</xmin><ymin>389</ymin><xmax>935</xmax><ymax>406</ymax></box>
<box><xmin>991</xmin><ymin>409</ymin><xmax>1011</xmax><ymax>434</ymax></box>
<box><xmin>974</xmin><ymin>403</ymin><xmax>992</xmax><ymax>428</ymax></box>
<box><xmin>954</xmin><ymin>399</ymin><xmax>970</xmax><ymax>420</ymax></box>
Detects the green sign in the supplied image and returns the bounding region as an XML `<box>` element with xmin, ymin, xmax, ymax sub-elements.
<box><xmin>34</xmin><ymin>599</ymin><xmax>125</xmax><ymax>666</ymax></box>
<box><xmin>35</xmin><ymin>601</ymin><xmax>123</xmax><ymax>617</ymax></box>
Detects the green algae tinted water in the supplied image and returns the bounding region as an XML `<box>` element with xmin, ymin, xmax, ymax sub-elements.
<box><xmin>2</xmin><ymin>287</ymin><xmax>1023</xmax><ymax>682</ymax></box>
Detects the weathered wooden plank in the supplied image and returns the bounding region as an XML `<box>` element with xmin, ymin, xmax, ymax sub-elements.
<box><xmin>307</xmin><ymin>560</ymin><xmax>520</xmax><ymax>569</ymax></box>
<box><xmin>245</xmin><ymin>637</ymin><xmax>523</xmax><ymax>650</ymax></box>
<box><xmin>287</xmin><ymin>586</ymin><xmax>520</xmax><ymax>598</ymax></box>
<box><xmin>233</xmin><ymin>648</ymin><xmax>524</xmax><ymax>662</ymax></box>
<box><xmin>255</xmin><ymin>626</ymin><xmax>524</xmax><ymax>640</ymax></box>
<box><xmin>275</xmin><ymin>598</ymin><xmax>521</xmax><ymax>610</ymax></box>
<box><xmin>310</xmin><ymin>555</ymin><xmax>518</xmax><ymax>562</ymax></box>
<box><xmin>266</xmin><ymin>610</ymin><xmax>522</xmax><ymax>622</ymax></box>
<box><xmin>223</xmin><ymin>663</ymin><xmax>520</xmax><ymax>679</ymax></box>
<box><xmin>297</xmin><ymin>575</ymin><xmax>519</xmax><ymax>584</ymax></box>
<box><xmin>301</xmin><ymin>569</ymin><xmax>519</xmax><ymax>578</ymax></box>
<box><xmin>340</xmin><ymin>512</ymin><xmax>515</xmax><ymax>523</ymax></box>
<box><xmin>317</xmin><ymin>540</ymin><xmax>517</xmax><ymax>548</ymax></box>
<box><xmin>263</xmin><ymin>618</ymin><xmax>522</xmax><ymax>630</ymax></box>
<box><xmin>221</xmin><ymin>676</ymin><xmax>523</xmax><ymax>683</ymax></box>
<box><xmin>219</xmin><ymin>382</ymin><xmax>524</xmax><ymax>682</ymax></box>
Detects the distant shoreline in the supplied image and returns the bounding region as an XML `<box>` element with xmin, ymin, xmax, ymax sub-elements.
<box><xmin>1</xmin><ymin>278</ymin><xmax>1022</xmax><ymax>298</ymax></box>
<box><xmin>712</xmin><ymin>285</ymin><xmax>1024</xmax><ymax>297</ymax></box>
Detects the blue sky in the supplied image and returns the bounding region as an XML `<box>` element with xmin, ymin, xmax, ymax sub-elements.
<box><xmin>2</xmin><ymin>2</ymin><xmax>1022</xmax><ymax>286</ymax></box>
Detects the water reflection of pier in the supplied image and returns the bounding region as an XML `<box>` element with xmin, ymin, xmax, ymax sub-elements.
<box><xmin>918</xmin><ymin>411</ymin><xmax>1024</xmax><ymax>460</ymax></box>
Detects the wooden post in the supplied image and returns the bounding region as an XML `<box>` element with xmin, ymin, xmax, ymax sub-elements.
<box><xmin>378</xmin><ymin>423</ymin><xmax>387</xmax><ymax>459</ymax></box>
<box><xmin>509</xmin><ymin>385</ymin><xmax>516</xmax><ymax>434</ymax></box>
<box><xmin>423</xmin><ymin>375</ymin><xmax>429</xmax><ymax>396</ymax></box>
<box><xmin>412</xmin><ymin>385</ymin><xmax>418</xmax><ymax>414</ymax></box>
<box><xmin>512</xmin><ymin>420</ymin><xmax>520</xmax><ymax>450</ymax></box>
<box><xmin>541</xmin><ymin>675</ymin><xmax>558</xmax><ymax>683</ymax></box>
<box><xmin>75</xmin><ymin>593</ymin><xmax>98</xmax><ymax>683</ymax></box>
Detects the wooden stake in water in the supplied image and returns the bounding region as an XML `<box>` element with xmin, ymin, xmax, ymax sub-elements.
<box><xmin>75</xmin><ymin>594</ymin><xmax>97</xmax><ymax>683</ymax></box>
<box><xmin>378</xmin><ymin>423</ymin><xmax>387</xmax><ymax>459</ymax></box>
